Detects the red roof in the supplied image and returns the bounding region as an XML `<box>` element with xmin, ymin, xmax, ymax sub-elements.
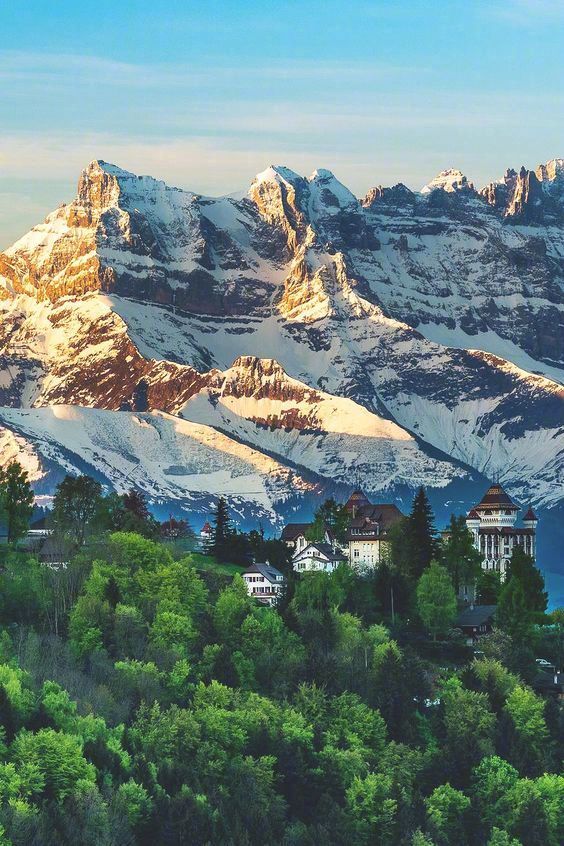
<box><xmin>467</xmin><ymin>509</ymin><xmax>480</xmax><ymax>519</ymax></box>
<box><xmin>523</xmin><ymin>507</ymin><xmax>537</xmax><ymax>521</ymax></box>
<box><xmin>201</xmin><ymin>522</ymin><xmax>212</xmax><ymax>533</ymax></box>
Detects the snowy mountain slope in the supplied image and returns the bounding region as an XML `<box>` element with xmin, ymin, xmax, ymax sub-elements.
<box><xmin>0</xmin><ymin>157</ymin><xmax>562</xmax><ymax>527</ymax></box>
<box><xmin>174</xmin><ymin>356</ymin><xmax>465</xmax><ymax>494</ymax></box>
<box><xmin>0</xmin><ymin>406</ymin><xmax>318</xmax><ymax>524</ymax></box>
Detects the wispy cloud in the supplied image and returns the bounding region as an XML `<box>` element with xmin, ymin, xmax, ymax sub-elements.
<box><xmin>487</xmin><ymin>0</ymin><xmax>564</xmax><ymax>25</ymax></box>
<box><xmin>0</xmin><ymin>50</ymin><xmax>420</xmax><ymax>88</ymax></box>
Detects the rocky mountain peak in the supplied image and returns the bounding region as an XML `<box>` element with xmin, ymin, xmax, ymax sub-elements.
<box><xmin>307</xmin><ymin>169</ymin><xmax>358</xmax><ymax>210</ymax></box>
<box><xmin>480</xmin><ymin>158</ymin><xmax>564</xmax><ymax>222</ymax></box>
<box><xmin>252</xmin><ymin>165</ymin><xmax>303</xmax><ymax>189</ymax></box>
<box><xmin>536</xmin><ymin>158</ymin><xmax>564</xmax><ymax>183</ymax></box>
<box><xmin>420</xmin><ymin>168</ymin><xmax>471</xmax><ymax>194</ymax></box>
<box><xmin>74</xmin><ymin>159</ymin><xmax>124</xmax><ymax>223</ymax></box>
<box><xmin>361</xmin><ymin>183</ymin><xmax>415</xmax><ymax>208</ymax></box>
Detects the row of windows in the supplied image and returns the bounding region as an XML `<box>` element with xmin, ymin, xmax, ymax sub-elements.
<box><xmin>350</xmin><ymin>528</ymin><xmax>379</xmax><ymax>536</ymax></box>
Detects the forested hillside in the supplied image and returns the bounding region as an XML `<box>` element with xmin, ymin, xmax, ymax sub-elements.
<box><xmin>0</xmin><ymin>471</ymin><xmax>561</xmax><ymax>845</ymax></box>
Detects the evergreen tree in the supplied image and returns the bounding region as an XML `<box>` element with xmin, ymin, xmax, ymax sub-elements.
<box><xmin>307</xmin><ymin>498</ymin><xmax>349</xmax><ymax>544</ymax></box>
<box><xmin>207</xmin><ymin>497</ymin><xmax>232</xmax><ymax>561</ymax></box>
<box><xmin>407</xmin><ymin>487</ymin><xmax>437</xmax><ymax>581</ymax></box>
<box><xmin>498</xmin><ymin>547</ymin><xmax>547</xmax><ymax>640</ymax></box>
<box><xmin>440</xmin><ymin>514</ymin><xmax>482</xmax><ymax>595</ymax></box>
<box><xmin>477</xmin><ymin>570</ymin><xmax>503</xmax><ymax>605</ymax></box>
<box><xmin>0</xmin><ymin>461</ymin><xmax>34</xmax><ymax>544</ymax></box>
<box><xmin>505</xmin><ymin>547</ymin><xmax>547</xmax><ymax>615</ymax></box>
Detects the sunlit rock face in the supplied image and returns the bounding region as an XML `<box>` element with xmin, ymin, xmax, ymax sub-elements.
<box><xmin>0</xmin><ymin>157</ymin><xmax>563</xmax><ymax>531</ymax></box>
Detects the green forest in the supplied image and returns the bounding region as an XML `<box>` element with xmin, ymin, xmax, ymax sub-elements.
<box><xmin>0</xmin><ymin>466</ymin><xmax>561</xmax><ymax>845</ymax></box>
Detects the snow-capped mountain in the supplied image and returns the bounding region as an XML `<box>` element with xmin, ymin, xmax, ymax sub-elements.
<box><xmin>0</xmin><ymin>158</ymin><xmax>562</xmax><ymax>564</ymax></box>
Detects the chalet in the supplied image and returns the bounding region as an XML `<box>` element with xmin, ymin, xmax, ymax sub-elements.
<box><xmin>532</xmin><ymin>671</ymin><xmax>564</xmax><ymax>701</ymax></box>
<box><xmin>281</xmin><ymin>522</ymin><xmax>333</xmax><ymax>555</ymax></box>
<box><xmin>27</xmin><ymin>516</ymin><xmax>51</xmax><ymax>538</ymax></box>
<box><xmin>292</xmin><ymin>541</ymin><xmax>346</xmax><ymax>574</ymax></box>
<box><xmin>242</xmin><ymin>562</ymin><xmax>285</xmax><ymax>606</ymax></box>
<box><xmin>345</xmin><ymin>491</ymin><xmax>404</xmax><ymax>570</ymax></box>
<box><xmin>455</xmin><ymin>604</ymin><xmax>497</xmax><ymax>644</ymax></box>
<box><xmin>466</xmin><ymin>484</ymin><xmax>537</xmax><ymax>579</ymax></box>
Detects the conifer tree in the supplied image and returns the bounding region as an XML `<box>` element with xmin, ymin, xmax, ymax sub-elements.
<box><xmin>407</xmin><ymin>487</ymin><xmax>437</xmax><ymax>581</ymax></box>
<box><xmin>208</xmin><ymin>496</ymin><xmax>232</xmax><ymax>561</ymax></box>
<box><xmin>441</xmin><ymin>514</ymin><xmax>483</xmax><ymax>594</ymax></box>
<box><xmin>498</xmin><ymin>547</ymin><xmax>547</xmax><ymax>639</ymax></box>
<box><xmin>0</xmin><ymin>460</ymin><xmax>34</xmax><ymax>544</ymax></box>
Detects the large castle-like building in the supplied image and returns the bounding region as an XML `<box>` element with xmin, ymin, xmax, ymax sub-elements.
<box><xmin>466</xmin><ymin>483</ymin><xmax>537</xmax><ymax>578</ymax></box>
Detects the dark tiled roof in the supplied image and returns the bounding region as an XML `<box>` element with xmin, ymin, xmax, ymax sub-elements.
<box><xmin>295</xmin><ymin>542</ymin><xmax>345</xmax><ymax>562</ymax></box>
<box><xmin>467</xmin><ymin>509</ymin><xmax>480</xmax><ymax>519</ymax></box>
<box><xmin>244</xmin><ymin>562</ymin><xmax>284</xmax><ymax>583</ymax></box>
<box><xmin>281</xmin><ymin>523</ymin><xmax>312</xmax><ymax>541</ymax></box>
<box><xmin>344</xmin><ymin>490</ymin><xmax>371</xmax><ymax>512</ymax></box>
<box><xmin>523</xmin><ymin>508</ymin><xmax>537</xmax><ymax>521</ymax></box>
<box><xmin>356</xmin><ymin>503</ymin><xmax>404</xmax><ymax>527</ymax></box>
<box><xmin>313</xmin><ymin>542</ymin><xmax>346</xmax><ymax>561</ymax></box>
<box><xmin>475</xmin><ymin>484</ymin><xmax>518</xmax><ymax>510</ymax></box>
<box><xmin>533</xmin><ymin>671</ymin><xmax>564</xmax><ymax>692</ymax></box>
<box><xmin>456</xmin><ymin>605</ymin><xmax>497</xmax><ymax>627</ymax></box>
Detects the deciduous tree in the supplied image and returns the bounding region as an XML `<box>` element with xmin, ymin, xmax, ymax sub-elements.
<box><xmin>416</xmin><ymin>562</ymin><xmax>457</xmax><ymax>640</ymax></box>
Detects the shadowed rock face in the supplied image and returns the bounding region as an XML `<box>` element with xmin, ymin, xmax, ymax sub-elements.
<box><xmin>0</xmin><ymin>158</ymin><xmax>563</xmax><ymax>524</ymax></box>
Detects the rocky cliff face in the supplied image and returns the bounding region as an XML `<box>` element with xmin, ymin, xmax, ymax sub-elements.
<box><xmin>0</xmin><ymin>158</ymin><xmax>562</xmax><ymax>529</ymax></box>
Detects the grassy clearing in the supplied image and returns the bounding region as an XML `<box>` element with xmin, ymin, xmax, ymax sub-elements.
<box><xmin>188</xmin><ymin>551</ymin><xmax>245</xmax><ymax>576</ymax></box>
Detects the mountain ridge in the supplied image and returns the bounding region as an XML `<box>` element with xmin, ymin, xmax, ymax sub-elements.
<box><xmin>0</xmin><ymin>159</ymin><xmax>562</xmax><ymax>580</ymax></box>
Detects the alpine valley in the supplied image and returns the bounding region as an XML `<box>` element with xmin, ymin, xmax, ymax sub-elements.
<box><xmin>0</xmin><ymin>159</ymin><xmax>563</xmax><ymax>597</ymax></box>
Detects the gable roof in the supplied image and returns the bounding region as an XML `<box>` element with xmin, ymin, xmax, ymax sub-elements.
<box><xmin>358</xmin><ymin>503</ymin><xmax>404</xmax><ymax>524</ymax></box>
<box><xmin>344</xmin><ymin>489</ymin><xmax>371</xmax><ymax>512</ymax></box>
<box><xmin>294</xmin><ymin>542</ymin><xmax>346</xmax><ymax>562</ymax></box>
<box><xmin>456</xmin><ymin>605</ymin><xmax>497</xmax><ymax>627</ymax></box>
<box><xmin>244</xmin><ymin>562</ymin><xmax>284</xmax><ymax>583</ymax></box>
<box><xmin>281</xmin><ymin>522</ymin><xmax>312</xmax><ymax>541</ymax></box>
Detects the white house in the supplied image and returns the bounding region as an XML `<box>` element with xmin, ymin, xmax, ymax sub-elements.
<box><xmin>281</xmin><ymin>522</ymin><xmax>334</xmax><ymax>555</ymax></box>
<box><xmin>292</xmin><ymin>541</ymin><xmax>346</xmax><ymax>574</ymax></box>
<box><xmin>242</xmin><ymin>562</ymin><xmax>285</xmax><ymax>606</ymax></box>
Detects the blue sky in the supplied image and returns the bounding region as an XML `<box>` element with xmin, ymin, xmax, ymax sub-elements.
<box><xmin>1</xmin><ymin>0</ymin><xmax>563</xmax><ymax>246</ymax></box>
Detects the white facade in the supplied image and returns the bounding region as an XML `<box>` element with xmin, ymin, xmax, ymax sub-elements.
<box><xmin>466</xmin><ymin>485</ymin><xmax>537</xmax><ymax>580</ymax></box>
<box><xmin>292</xmin><ymin>542</ymin><xmax>345</xmax><ymax>574</ymax></box>
<box><xmin>243</xmin><ymin>563</ymin><xmax>285</xmax><ymax>606</ymax></box>
<box><xmin>349</xmin><ymin>536</ymin><xmax>386</xmax><ymax>570</ymax></box>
